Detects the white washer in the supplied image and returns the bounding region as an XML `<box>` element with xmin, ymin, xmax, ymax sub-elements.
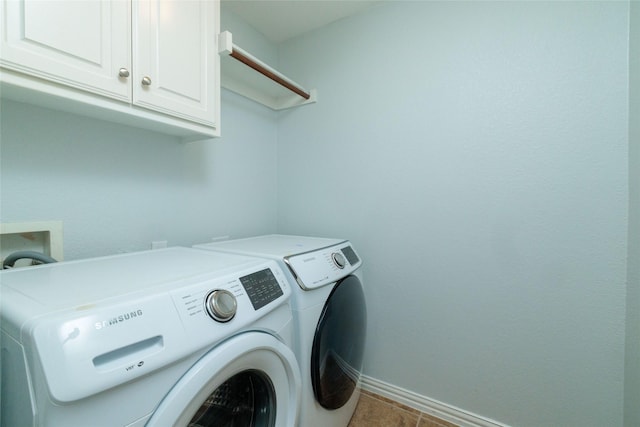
<box><xmin>0</xmin><ymin>247</ymin><xmax>300</xmax><ymax>427</ymax></box>
<box><xmin>194</xmin><ymin>235</ymin><xmax>366</xmax><ymax>427</ymax></box>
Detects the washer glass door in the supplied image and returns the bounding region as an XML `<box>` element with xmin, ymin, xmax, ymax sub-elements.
<box><xmin>188</xmin><ymin>369</ymin><xmax>275</xmax><ymax>426</ymax></box>
<box><xmin>311</xmin><ymin>274</ymin><xmax>367</xmax><ymax>409</ymax></box>
<box><xmin>146</xmin><ymin>332</ymin><xmax>300</xmax><ymax>427</ymax></box>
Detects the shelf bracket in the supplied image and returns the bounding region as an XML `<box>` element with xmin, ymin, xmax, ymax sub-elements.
<box><xmin>218</xmin><ymin>31</ymin><xmax>317</xmax><ymax>110</ymax></box>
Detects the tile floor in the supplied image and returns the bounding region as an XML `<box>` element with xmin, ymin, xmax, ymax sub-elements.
<box><xmin>347</xmin><ymin>390</ymin><xmax>459</xmax><ymax>427</ymax></box>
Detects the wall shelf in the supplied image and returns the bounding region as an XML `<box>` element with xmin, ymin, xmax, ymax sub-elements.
<box><xmin>218</xmin><ymin>31</ymin><xmax>317</xmax><ymax>111</ymax></box>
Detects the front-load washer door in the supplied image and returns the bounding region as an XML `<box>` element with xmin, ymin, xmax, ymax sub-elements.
<box><xmin>146</xmin><ymin>332</ymin><xmax>300</xmax><ymax>427</ymax></box>
<box><xmin>311</xmin><ymin>274</ymin><xmax>367</xmax><ymax>409</ymax></box>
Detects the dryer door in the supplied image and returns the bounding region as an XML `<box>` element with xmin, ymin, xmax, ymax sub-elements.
<box><xmin>311</xmin><ymin>274</ymin><xmax>367</xmax><ymax>409</ymax></box>
<box><xmin>146</xmin><ymin>332</ymin><xmax>300</xmax><ymax>427</ymax></box>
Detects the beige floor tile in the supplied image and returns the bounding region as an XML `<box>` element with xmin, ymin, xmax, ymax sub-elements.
<box><xmin>417</xmin><ymin>418</ymin><xmax>442</xmax><ymax>427</ymax></box>
<box><xmin>360</xmin><ymin>390</ymin><xmax>421</xmax><ymax>416</ymax></box>
<box><xmin>417</xmin><ymin>413</ymin><xmax>458</xmax><ymax>427</ymax></box>
<box><xmin>347</xmin><ymin>391</ymin><xmax>461</xmax><ymax>427</ymax></box>
<box><xmin>348</xmin><ymin>393</ymin><xmax>419</xmax><ymax>427</ymax></box>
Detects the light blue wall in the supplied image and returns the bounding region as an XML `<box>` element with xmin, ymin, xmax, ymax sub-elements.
<box><xmin>277</xmin><ymin>2</ymin><xmax>629</xmax><ymax>426</ymax></box>
<box><xmin>625</xmin><ymin>1</ymin><xmax>640</xmax><ymax>426</ymax></box>
<box><xmin>0</xmin><ymin>91</ymin><xmax>279</xmax><ymax>259</ymax></box>
<box><xmin>0</xmin><ymin>6</ymin><xmax>281</xmax><ymax>261</ymax></box>
<box><xmin>1</xmin><ymin>2</ymin><xmax>634</xmax><ymax>426</ymax></box>
<box><xmin>221</xmin><ymin>6</ymin><xmax>278</xmax><ymax>66</ymax></box>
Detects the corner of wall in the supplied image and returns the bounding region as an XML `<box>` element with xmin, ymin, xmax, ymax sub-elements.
<box><xmin>624</xmin><ymin>1</ymin><xmax>640</xmax><ymax>426</ymax></box>
<box><xmin>220</xmin><ymin>5</ymin><xmax>279</xmax><ymax>70</ymax></box>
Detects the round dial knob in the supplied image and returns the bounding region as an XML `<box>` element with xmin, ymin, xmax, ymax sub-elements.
<box><xmin>205</xmin><ymin>290</ymin><xmax>237</xmax><ymax>322</ymax></box>
<box><xmin>332</xmin><ymin>252</ymin><xmax>346</xmax><ymax>269</ymax></box>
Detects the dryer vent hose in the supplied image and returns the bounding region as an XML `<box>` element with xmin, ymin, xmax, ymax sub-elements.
<box><xmin>2</xmin><ymin>250</ymin><xmax>58</xmax><ymax>269</ymax></box>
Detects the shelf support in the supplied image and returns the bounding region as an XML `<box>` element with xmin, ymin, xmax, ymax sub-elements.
<box><xmin>229</xmin><ymin>47</ymin><xmax>310</xmax><ymax>100</ymax></box>
<box><xmin>218</xmin><ymin>31</ymin><xmax>317</xmax><ymax>109</ymax></box>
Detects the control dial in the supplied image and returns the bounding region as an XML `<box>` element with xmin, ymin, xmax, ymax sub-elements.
<box><xmin>332</xmin><ymin>252</ymin><xmax>346</xmax><ymax>269</ymax></box>
<box><xmin>205</xmin><ymin>290</ymin><xmax>237</xmax><ymax>322</ymax></box>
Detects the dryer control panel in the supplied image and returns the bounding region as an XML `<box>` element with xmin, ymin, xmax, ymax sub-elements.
<box><xmin>284</xmin><ymin>242</ymin><xmax>362</xmax><ymax>290</ymax></box>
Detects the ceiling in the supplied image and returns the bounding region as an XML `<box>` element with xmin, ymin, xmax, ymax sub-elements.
<box><xmin>222</xmin><ymin>0</ymin><xmax>382</xmax><ymax>43</ymax></box>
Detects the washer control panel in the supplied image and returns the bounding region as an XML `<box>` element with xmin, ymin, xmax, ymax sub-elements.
<box><xmin>239</xmin><ymin>268</ymin><xmax>284</xmax><ymax>310</ymax></box>
<box><xmin>23</xmin><ymin>255</ymin><xmax>291</xmax><ymax>404</ymax></box>
<box><xmin>285</xmin><ymin>242</ymin><xmax>361</xmax><ymax>290</ymax></box>
<box><xmin>172</xmin><ymin>262</ymin><xmax>289</xmax><ymax>328</ymax></box>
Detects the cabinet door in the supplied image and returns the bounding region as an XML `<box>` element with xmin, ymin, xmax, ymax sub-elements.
<box><xmin>133</xmin><ymin>0</ymin><xmax>218</xmax><ymax>127</ymax></box>
<box><xmin>0</xmin><ymin>0</ymin><xmax>131</xmax><ymax>102</ymax></box>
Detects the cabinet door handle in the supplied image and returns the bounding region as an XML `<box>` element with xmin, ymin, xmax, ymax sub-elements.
<box><xmin>141</xmin><ymin>76</ymin><xmax>152</xmax><ymax>86</ymax></box>
<box><xmin>118</xmin><ymin>68</ymin><xmax>130</xmax><ymax>78</ymax></box>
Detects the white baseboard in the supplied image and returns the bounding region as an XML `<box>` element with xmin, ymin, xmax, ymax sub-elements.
<box><xmin>360</xmin><ymin>375</ymin><xmax>510</xmax><ymax>427</ymax></box>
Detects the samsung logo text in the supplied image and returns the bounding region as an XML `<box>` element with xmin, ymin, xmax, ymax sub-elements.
<box><xmin>95</xmin><ymin>309</ymin><xmax>143</xmax><ymax>330</ymax></box>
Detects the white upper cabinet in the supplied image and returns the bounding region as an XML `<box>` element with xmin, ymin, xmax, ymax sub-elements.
<box><xmin>1</xmin><ymin>0</ymin><xmax>131</xmax><ymax>101</ymax></box>
<box><xmin>134</xmin><ymin>0</ymin><xmax>217</xmax><ymax>126</ymax></box>
<box><xmin>0</xmin><ymin>0</ymin><xmax>220</xmax><ymax>139</ymax></box>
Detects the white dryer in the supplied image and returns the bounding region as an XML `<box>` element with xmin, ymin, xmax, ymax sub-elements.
<box><xmin>0</xmin><ymin>247</ymin><xmax>300</xmax><ymax>427</ymax></box>
<box><xmin>194</xmin><ymin>235</ymin><xmax>367</xmax><ymax>427</ymax></box>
